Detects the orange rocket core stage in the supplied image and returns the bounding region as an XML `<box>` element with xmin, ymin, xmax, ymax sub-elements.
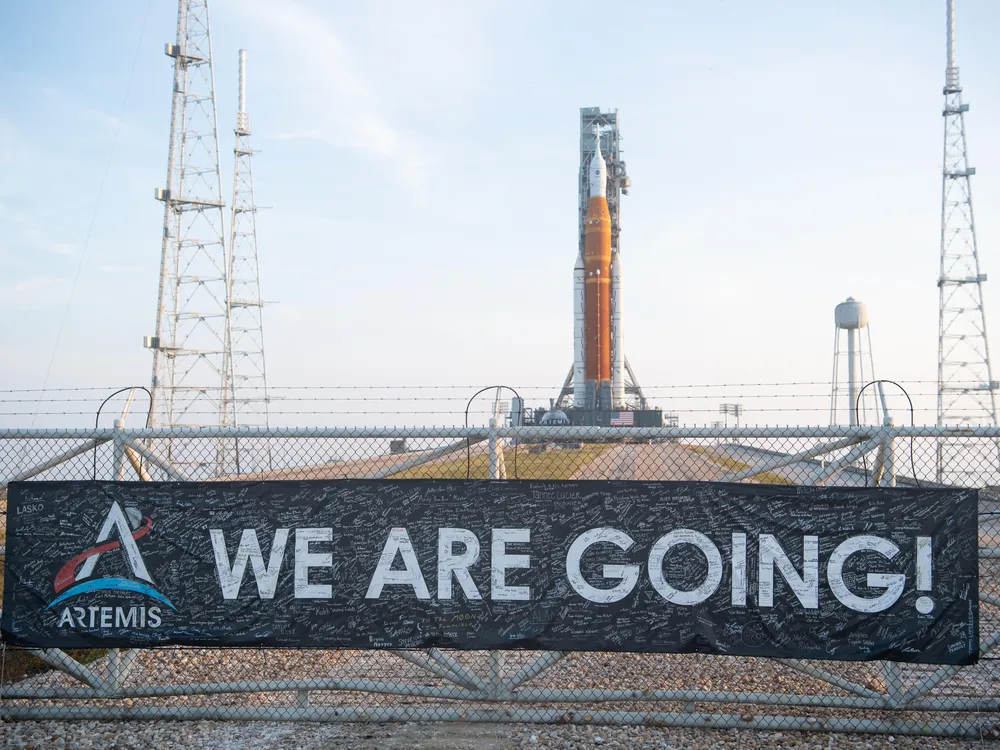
<box><xmin>584</xmin><ymin>194</ymin><xmax>612</xmax><ymax>384</ymax></box>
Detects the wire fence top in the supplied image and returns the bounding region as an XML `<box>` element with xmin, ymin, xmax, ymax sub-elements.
<box><xmin>0</xmin><ymin>381</ymin><xmax>970</xmax><ymax>430</ymax></box>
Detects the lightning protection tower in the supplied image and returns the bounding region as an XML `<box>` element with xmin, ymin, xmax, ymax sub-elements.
<box><xmin>147</xmin><ymin>0</ymin><xmax>234</xmax><ymax>430</ymax></box>
<box><xmin>222</xmin><ymin>49</ymin><xmax>271</xmax><ymax>432</ymax></box>
<box><xmin>936</xmin><ymin>0</ymin><xmax>998</xmax><ymax>483</ymax></box>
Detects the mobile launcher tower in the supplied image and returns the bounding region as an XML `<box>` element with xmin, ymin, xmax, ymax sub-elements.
<box><xmin>541</xmin><ymin>108</ymin><xmax>661</xmax><ymax>428</ymax></box>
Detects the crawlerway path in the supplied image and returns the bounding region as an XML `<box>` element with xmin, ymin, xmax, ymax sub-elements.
<box><xmin>571</xmin><ymin>442</ymin><xmax>724</xmax><ymax>481</ymax></box>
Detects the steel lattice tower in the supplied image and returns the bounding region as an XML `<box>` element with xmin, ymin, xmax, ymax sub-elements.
<box><xmin>936</xmin><ymin>0</ymin><xmax>998</xmax><ymax>482</ymax></box>
<box><xmin>147</xmin><ymin>0</ymin><xmax>234</xmax><ymax>429</ymax></box>
<box><xmin>222</xmin><ymin>50</ymin><xmax>270</xmax><ymax>430</ymax></box>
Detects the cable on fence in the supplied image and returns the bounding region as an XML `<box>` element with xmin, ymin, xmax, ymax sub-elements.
<box><xmin>855</xmin><ymin>380</ymin><xmax>918</xmax><ymax>488</ymax></box>
<box><xmin>464</xmin><ymin>386</ymin><xmax>522</xmax><ymax>480</ymax></box>
<box><xmin>92</xmin><ymin>386</ymin><xmax>153</xmax><ymax>481</ymax></box>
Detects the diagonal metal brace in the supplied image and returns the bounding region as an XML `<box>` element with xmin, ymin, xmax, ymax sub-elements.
<box><xmin>900</xmin><ymin>625</ymin><xmax>1000</xmax><ymax>705</ymax></box>
<box><xmin>774</xmin><ymin>658</ymin><xmax>883</xmax><ymax>699</ymax></box>
<box><xmin>427</xmin><ymin>648</ymin><xmax>486</xmax><ymax>691</ymax></box>
<box><xmin>502</xmin><ymin>651</ymin><xmax>566</xmax><ymax>692</ymax></box>
<box><xmin>374</xmin><ymin>436</ymin><xmax>485</xmax><ymax>479</ymax></box>
<box><xmin>26</xmin><ymin>648</ymin><xmax>112</xmax><ymax>693</ymax></box>
<box><xmin>804</xmin><ymin>437</ymin><xmax>880</xmax><ymax>486</ymax></box>
<box><xmin>390</xmin><ymin>650</ymin><xmax>482</xmax><ymax>692</ymax></box>
<box><xmin>716</xmin><ymin>437</ymin><xmax>863</xmax><ymax>482</ymax></box>
<box><xmin>0</xmin><ymin>439</ymin><xmax>108</xmax><ymax>490</ymax></box>
<box><xmin>122</xmin><ymin>438</ymin><xmax>191</xmax><ymax>481</ymax></box>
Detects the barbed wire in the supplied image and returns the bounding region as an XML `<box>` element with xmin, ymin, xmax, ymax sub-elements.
<box><xmin>0</xmin><ymin>392</ymin><xmax>948</xmax><ymax>404</ymax></box>
<box><xmin>0</xmin><ymin>382</ymin><xmax>952</xmax><ymax>429</ymax></box>
<box><xmin>0</xmin><ymin>407</ymin><xmax>943</xmax><ymax>417</ymax></box>
<box><xmin>0</xmin><ymin>380</ymin><xmax>970</xmax><ymax>394</ymax></box>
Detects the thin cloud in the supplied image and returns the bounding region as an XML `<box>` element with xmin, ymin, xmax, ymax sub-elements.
<box><xmin>43</xmin><ymin>242</ymin><xmax>76</xmax><ymax>257</ymax></box>
<box><xmin>242</xmin><ymin>0</ymin><xmax>429</xmax><ymax>201</ymax></box>
<box><xmin>20</xmin><ymin>228</ymin><xmax>77</xmax><ymax>257</ymax></box>
<box><xmin>0</xmin><ymin>276</ymin><xmax>71</xmax><ymax>311</ymax></box>
<box><xmin>36</xmin><ymin>86</ymin><xmax>137</xmax><ymax>137</ymax></box>
<box><xmin>0</xmin><ymin>208</ymin><xmax>77</xmax><ymax>257</ymax></box>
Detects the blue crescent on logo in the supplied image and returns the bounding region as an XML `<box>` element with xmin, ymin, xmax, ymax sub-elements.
<box><xmin>46</xmin><ymin>578</ymin><xmax>176</xmax><ymax>611</ymax></box>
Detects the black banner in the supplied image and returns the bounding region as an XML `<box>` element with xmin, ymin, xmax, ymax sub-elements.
<box><xmin>1</xmin><ymin>480</ymin><xmax>979</xmax><ymax>664</ymax></box>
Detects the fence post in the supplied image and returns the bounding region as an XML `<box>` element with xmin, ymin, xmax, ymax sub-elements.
<box><xmin>112</xmin><ymin>419</ymin><xmax>127</xmax><ymax>481</ymax></box>
<box><xmin>883</xmin><ymin>661</ymin><xmax>904</xmax><ymax>708</ymax></box>
<box><xmin>488</xmin><ymin>418</ymin><xmax>506</xmax><ymax>480</ymax></box>
<box><xmin>879</xmin><ymin>433</ymin><xmax>896</xmax><ymax>487</ymax></box>
<box><xmin>488</xmin><ymin>650</ymin><xmax>505</xmax><ymax>699</ymax></box>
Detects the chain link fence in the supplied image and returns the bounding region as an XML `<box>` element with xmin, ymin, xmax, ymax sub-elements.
<box><xmin>1</xmin><ymin>422</ymin><xmax>999</xmax><ymax>739</ymax></box>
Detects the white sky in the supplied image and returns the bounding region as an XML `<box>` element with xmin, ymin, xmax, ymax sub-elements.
<box><xmin>2</xmin><ymin>0</ymin><xmax>1000</xmax><ymax>426</ymax></box>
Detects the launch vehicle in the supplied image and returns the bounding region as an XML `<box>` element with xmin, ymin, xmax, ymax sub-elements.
<box><xmin>575</xmin><ymin>128</ymin><xmax>618</xmax><ymax>410</ymax></box>
<box><xmin>541</xmin><ymin>108</ymin><xmax>662</xmax><ymax>429</ymax></box>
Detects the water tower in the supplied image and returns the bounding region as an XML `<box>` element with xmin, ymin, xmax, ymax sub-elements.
<box><xmin>830</xmin><ymin>297</ymin><xmax>878</xmax><ymax>426</ymax></box>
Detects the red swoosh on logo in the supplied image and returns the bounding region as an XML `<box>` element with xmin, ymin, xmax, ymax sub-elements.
<box><xmin>54</xmin><ymin>517</ymin><xmax>153</xmax><ymax>594</ymax></box>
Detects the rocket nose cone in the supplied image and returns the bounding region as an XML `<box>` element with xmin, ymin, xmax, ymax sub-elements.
<box><xmin>590</xmin><ymin>132</ymin><xmax>608</xmax><ymax>199</ymax></box>
<box><xmin>574</xmin><ymin>255</ymin><xmax>585</xmax><ymax>271</ymax></box>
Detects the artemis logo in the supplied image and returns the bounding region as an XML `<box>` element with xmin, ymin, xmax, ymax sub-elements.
<box><xmin>47</xmin><ymin>501</ymin><xmax>175</xmax><ymax>627</ymax></box>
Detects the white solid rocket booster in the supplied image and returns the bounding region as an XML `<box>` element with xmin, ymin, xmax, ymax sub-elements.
<box><xmin>611</xmin><ymin>253</ymin><xmax>624</xmax><ymax>407</ymax></box>
<box><xmin>573</xmin><ymin>254</ymin><xmax>586</xmax><ymax>407</ymax></box>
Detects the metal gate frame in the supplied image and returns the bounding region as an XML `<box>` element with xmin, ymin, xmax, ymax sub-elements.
<box><xmin>1</xmin><ymin>424</ymin><xmax>998</xmax><ymax>738</ymax></box>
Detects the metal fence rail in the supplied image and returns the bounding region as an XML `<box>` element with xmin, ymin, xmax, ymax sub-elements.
<box><xmin>2</xmin><ymin>424</ymin><xmax>999</xmax><ymax>739</ymax></box>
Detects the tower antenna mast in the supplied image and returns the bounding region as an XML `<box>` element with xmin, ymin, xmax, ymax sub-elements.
<box><xmin>147</xmin><ymin>0</ymin><xmax>234</xmax><ymax>431</ymax></box>
<box><xmin>223</xmin><ymin>49</ymin><xmax>271</xmax><ymax>433</ymax></box>
<box><xmin>936</xmin><ymin>0</ymin><xmax>998</xmax><ymax>482</ymax></box>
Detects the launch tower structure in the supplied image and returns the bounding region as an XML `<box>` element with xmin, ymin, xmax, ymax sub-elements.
<box><xmin>936</xmin><ymin>0</ymin><xmax>998</xmax><ymax>482</ymax></box>
<box><xmin>222</xmin><ymin>49</ymin><xmax>271</xmax><ymax>429</ymax></box>
<box><xmin>557</xmin><ymin>107</ymin><xmax>649</xmax><ymax>412</ymax></box>
<box><xmin>147</xmin><ymin>0</ymin><xmax>234</xmax><ymax>429</ymax></box>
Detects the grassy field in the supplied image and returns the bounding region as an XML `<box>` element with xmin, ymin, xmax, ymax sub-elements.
<box><xmin>390</xmin><ymin>443</ymin><xmax>611</xmax><ymax>480</ymax></box>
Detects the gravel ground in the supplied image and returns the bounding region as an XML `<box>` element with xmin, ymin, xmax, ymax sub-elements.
<box><xmin>4</xmin><ymin>644</ymin><xmax>1000</xmax><ymax>747</ymax></box>
<box><xmin>2</xmin><ymin>720</ymin><xmax>998</xmax><ymax>749</ymax></box>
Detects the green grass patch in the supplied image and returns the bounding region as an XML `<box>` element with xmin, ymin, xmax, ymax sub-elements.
<box><xmin>391</xmin><ymin>443</ymin><xmax>612</xmax><ymax>480</ymax></box>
